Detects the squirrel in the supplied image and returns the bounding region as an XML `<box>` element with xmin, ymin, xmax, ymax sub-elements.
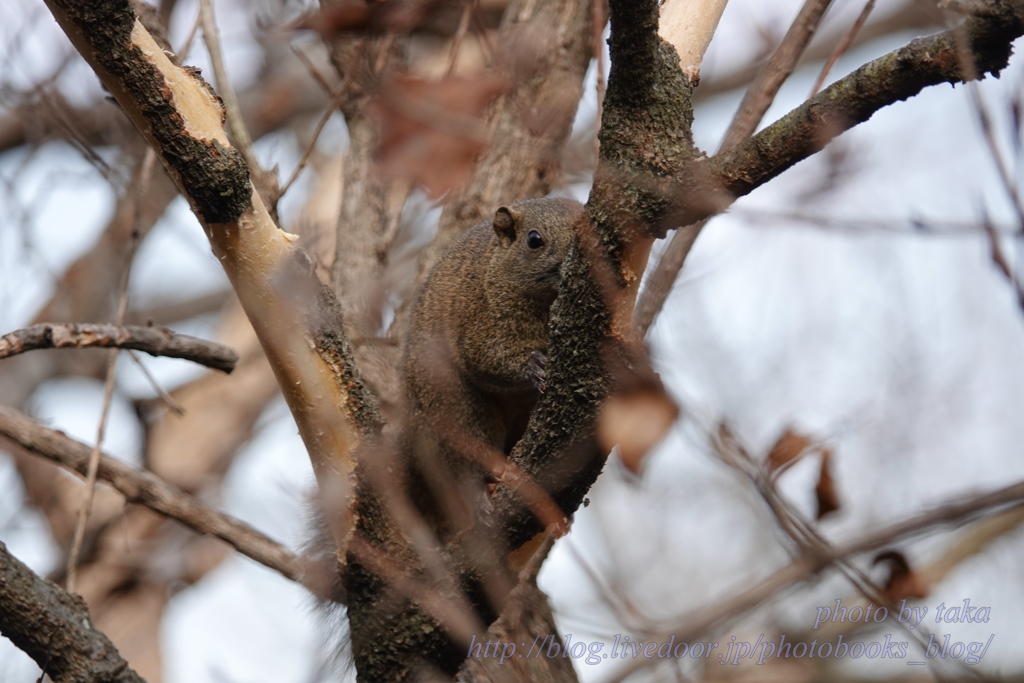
<box><xmin>401</xmin><ymin>197</ymin><xmax>584</xmax><ymax>530</ymax></box>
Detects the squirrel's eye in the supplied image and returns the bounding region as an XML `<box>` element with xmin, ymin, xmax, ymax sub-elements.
<box><xmin>526</xmin><ymin>230</ymin><xmax>544</xmax><ymax>250</ymax></box>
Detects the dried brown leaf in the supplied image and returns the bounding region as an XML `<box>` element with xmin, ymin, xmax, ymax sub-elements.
<box><xmin>873</xmin><ymin>549</ymin><xmax>930</xmax><ymax>603</ymax></box>
<box><xmin>765</xmin><ymin>427</ymin><xmax>813</xmax><ymax>475</ymax></box>
<box><xmin>294</xmin><ymin>1</ymin><xmax>436</xmax><ymax>36</ymax></box>
<box><xmin>598</xmin><ymin>390</ymin><xmax>679</xmax><ymax>474</ymax></box>
<box><xmin>815</xmin><ymin>448</ymin><xmax>841</xmax><ymax>519</ymax></box>
<box><xmin>373</xmin><ymin>75</ymin><xmax>508</xmax><ymax>197</ymax></box>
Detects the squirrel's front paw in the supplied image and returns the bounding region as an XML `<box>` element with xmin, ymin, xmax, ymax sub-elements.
<box><xmin>526</xmin><ymin>351</ymin><xmax>547</xmax><ymax>393</ymax></box>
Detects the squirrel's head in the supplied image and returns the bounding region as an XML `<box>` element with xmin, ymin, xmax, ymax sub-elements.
<box><xmin>489</xmin><ymin>197</ymin><xmax>582</xmax><ymax>305</ymax></box>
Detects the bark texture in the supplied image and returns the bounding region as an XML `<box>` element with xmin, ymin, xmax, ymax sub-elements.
<box><xmin>0</xmin><ymin>541</ymin><xmax>145</xmax><ymax>683</ymax></box>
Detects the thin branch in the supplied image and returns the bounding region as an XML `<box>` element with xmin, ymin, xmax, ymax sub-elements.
<box><xmin>67</xmin><ymin>343</ymin><xmax>118</xmax><ymax>592</ymax></box>
<box><xmin>811</xmin><ymin>0</ymin><xmax>876</xmax><ymax>96</ymax></box>
<box><xmin>969</xmin><ymin>82</ymin><xmax>1024</xmax><ymax>231</ymax></box>
<box><xmin>724</xmin><ymin>0</ymin><xmax>835</xmax><ymax>151</ymax></box>
<box><xmin>125</xmin><ymin>289</ymin><xmax>232</xmax><ymax>326</ymax></box>
<box><xmin>605</xmin><ymin>476</ymin><xmax>1024</xmax><ymax>682</ymax></box>
<box><xmin>281</xmin><ymin>44</ymin><xmax>350</xmax><ymax>200</ymax></box>
<box><xmin>711</xmin><ymin>428</ymin><xmax>958</xmax><ymax>676</ymax></box>
<box><xmin>0</xmin><ymin>541</ymin><xmax>146</xmax><ymax>683</ymax></box>
<box><xmin>811</xmin><ymin>506</ymin><xmax>1024</xmax><ymax>648</ymax></box>
<box><xmin>693</xmin><ymin>0</ymin><xmax>939</xmax><ymax>102</ymax></box>
<box><xmin>42</xmin><ymin>0</ymin><xmax>382</xmax><ymax>567</ymax></box>
<box><xmin>292</xmin><ymin>44</ymin><xmax>335</xmax><ymax>95</ymax></box>
<box><xmin>638</xmin><ymin>3</ymin><xmax>1024</xmax><ymax>335</ymax></box>
<box><xmin>173</xmin><ymin>4</ymin><xmax>201</xmax><ymax>65</ymax></box>
<box><xmin>126</xmin><ymin>349</ymin><xmax>187</xmax><ymax>416</ymax></box>
<box><xmin>278</xmin><ymin>92</ymin><xmax>343</xmax><ymax>199</ymax></box>
<box><xmin>0</xmin><ymin>405</ymin><xmax>303</xmax><ymax>583</ymax></box>
<box><xmin>981</xmin><ymin>213</ymin><xmax>1024</xmax><ymax>312</ymax></box>
<box><xmin>922</xmin><ymin>506</ymin><xmax>1024</xmax><ymax>586</ymax></box>
<box><xmin>445</xmin><ymin>0</ymin><xmax>475</xmax><ymax>77</ymax></box>
<box><xmin>636</xmin><ymin>0</ymin><xmax>834</xmax><ymax>334</ymax></box>
<box><xmin>0</xmin><ymin>322</ymin><xmax>239</xmax><ymax>373</ymax></box>
<box><xmin>633</xmin><ymin>221</ymin><xmax>701</xmax><ymax>335</ymax></box>
<box><xmin>66</xmin><ymin>148</ymin><xmax>151</xmax><ymax>592</ymax></box>
<box><xmin>665</xmin><ymin>5</ymin><xmax>1024</xmax><ymax>228</ymax></box>
<box><xmin>197</xmin><ymin>0</ymin><xmax>267</xmax><ymax>193</ymax></box>
<box><xmin>729</xmin><ymin>205</ymin><xmax>1019</xmax><ymax>234</ymax></box>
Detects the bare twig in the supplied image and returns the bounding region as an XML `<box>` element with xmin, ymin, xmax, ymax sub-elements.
<box><xmin>198</xmin><ymin>0</ymin><xmax>275</xmax><ymax>201</ymax></box>
<box><xmin>811</xmin><ymin>0</ymin><xmax>876</xmax><ymax>96</ymax></box>
<box><xmin>645</xmin><ymin>7</ymin><xmax>1024</xmax><ymax>232</ymax></box>
<box><xmin>694</xmin><ymin>0</ymin><xmax>938</xmax><ymax>102</ymax></box>
<box><xmin>292</xmin><ymin>44</ymin><xmax>335</xmax><ymax>95</ymax></box>
<box><xmin>981</xmin><ymin>213</ymin><xmax>1024</xmax><ymax>312</ymax></box>
<box><xmin>348</xmin><ymin>535</ymin><xmax>485</xmax><ymax>649</ymax></box>
<box><xmin>605</xmin><ymin>477</ymin><xmax>1024</xmax><ymax>682</ymax></box>
<box><xmin>816</xmin><ymin>506</ymin><xmax>1024</xmax><ymax>645</ymax></box>
<box><xmin>126</xmin><ymin>289</ymin><xmax>232</xmax><ymax>326</ymax></box>
<box><xmin>633</xmin><ymin>221</ymin><xmax>701</xmax><ymax>335</ymax></box>
<box><xmin>0</xmin><ymin>541</ymin><xmax>146</xmax><ymax>683</ymax></box>
<box><xmin>0</xmin><ymin>405</ymin><xmax>303</xmax><ymax>583</ymax></box>
<box><xmin>636</xmin><ymin>0</ymin><xmax>833</xmax><ymax>334</ymax></box>
<box><xmin>922</xmin><ymin>506</ymin><xmax>1024</xmax><ymax>585</ymax></box>
<box><xmin>279</xmin><ymin>92</ymin><xmax>344</xmax><ymax>199</ymax></box>
<box><xmin>279</xmin><ymin>44</ymin><xmax>347</xmax><ymax>202</ymax></box>
<box><xmin>710</xmin><ymin>427</ymin><xmax>961</xmax><ymax>678</ymax></box>
<box><xmin>731</xmin><ymin>205</ymin><xmax>1019</xmax><ymax>235</ymax></box>
<box><xmin>173</xmin><ymin>4</ymin><xmax>202</xmax><ymax>65</ymax></box>
<box><xmin>0</xmin><ymin>322</ymin><xmax>239</xmax><ymax>373</ymax></box>
<box><xmin>66</xmin><ymin>149</ymin><xmax>153</xmax><ymax>591</ymax></box>
<box><xmin>445</xmin><ymin>0</ymin><xmax>475</xmax><ymax>76</ymax></box>
<box><xmin>43</xmin><ymin>0</ymin><xmax>380</xmax><ymax>572</ymax></box>
<box><xmin>723</xmin><ymin>0</ymin><xmax>834</xmax><ymax>151</ymax></box>
<box><xmin>126</xmin><ymin>350</ymin><xmax>187</xmax><ymax>416</ymax></box>
<box><xmin>64</xmin><ymin>351</ymin><xmax>115</xmax><ymax>594</ymax></box>
<box><xmin>198</xmin><ymin>0</ymin><xmax>252</xmax><ymax>154</ymax></box>
<box><xmin>970</xmin><ymin>84</ymin><xmax>1024</xmax><ymax>231</ymax></box>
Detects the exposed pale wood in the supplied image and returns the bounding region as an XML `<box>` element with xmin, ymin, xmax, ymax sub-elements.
<box><xmin>42</xmin><ymin>3</ymin><xmax>382</xmax><ymax>565</ymax></box>
<box><xmin>659</xmin><ymin>0</ymin><xmax>730</xmax><ymax>81</ymax></box>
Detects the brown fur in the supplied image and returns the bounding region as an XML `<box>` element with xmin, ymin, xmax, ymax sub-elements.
<box><xmin>402</xmin><ymin>197</ymin><xmax>583</xmax><ymax>529</ymax></box>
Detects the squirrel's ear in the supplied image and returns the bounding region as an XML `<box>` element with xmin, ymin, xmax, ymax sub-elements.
<box><xmin>493</xmin><ymin>206</ymin><xmax>519</xmax><ymax>245</ymax></box>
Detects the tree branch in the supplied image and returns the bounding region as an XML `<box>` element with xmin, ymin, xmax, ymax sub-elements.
<box><xmin>722</xmin><ymin>0</ymin><xmax>835</xmax><ymax>151</ymax></box>
<box><xmin>486</xmin><ymin>0</ymin><xmax>699</xmax><ymax>553</ymax></box>
<box><xmin>41</xmin><ymin>0</ymin><xmax>384</xmax><ymax>565</ymax></box>
<box><xmin>692</xmin><ymin>0</ymin><xmax>940</xmax><ymax>101</ymax></box>
<box><xmin>666</xmin><ymin>3</ymin><xmax>1024</xmax><ymax>228</ymax></box>
<box><xmin>0</xmin><ymin>322</ymin><xmax>238</xmax><ymax>373</ymax></box>
<box><xmin>332</xmin><ymin>2</ymin><xmax>599</xmax><ymax>679</ymax></box>
<box><xmin>0</xmin><ymin>405</ymin><xmax>303</xmax><ymax>584</ymax></box>
<box><xmin>0</xmin><ymin>540</ymin><xmax>146</xmax><ymax>683</ymax></box>
<box><xmin>607</xmin><ymin>477</ymin><xmax>1024</xmax><ymax>682</ymax></box>
<box><xmin>636</xmin><ymin>0</ymin><xmax>835</xmax><ymax>333</ymax></box>
<box><xmin>659</xmin><ymin>0</ymin><xmax>730</xmax><ymax>82</ymax></box>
